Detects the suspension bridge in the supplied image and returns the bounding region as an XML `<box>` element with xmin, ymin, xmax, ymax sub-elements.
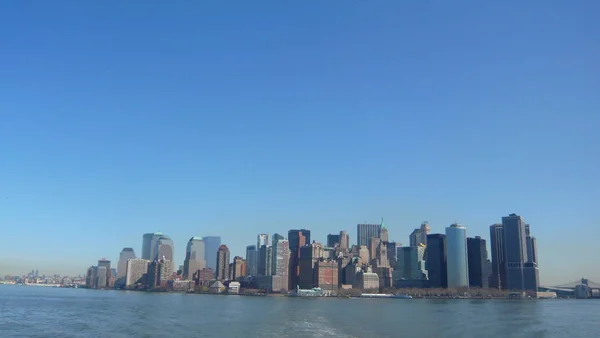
<box><xmin>539</xmin><ymin>278</ymin><xmax>600</xmax><ymax>297</ymax></box>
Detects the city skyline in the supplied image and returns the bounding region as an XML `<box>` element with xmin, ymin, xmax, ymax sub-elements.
<box><xmin>0</xmin><ymin>214</ymin><xmax>595</xmax><ymax>286</ymax></box>
<box><xmin>1</xmin><ymin>2</ymin><xmax>598</xmax><ymax>286</ymax></box>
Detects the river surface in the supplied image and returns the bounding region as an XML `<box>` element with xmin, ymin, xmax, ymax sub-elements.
<box><xmin>1</xmin><ymin>284</ymin><xmax>598</xmax><ymax>337</ymax></box>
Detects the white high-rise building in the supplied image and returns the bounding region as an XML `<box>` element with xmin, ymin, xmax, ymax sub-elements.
<box><xmin>126</xmin><ymin>258</ymin><xmax>149</xmax><ymax>287</ymax></box>
<box><xmin>446</xmin><ymin>223</ymin><xmax>469</xmax><ymax>288</ymax></box>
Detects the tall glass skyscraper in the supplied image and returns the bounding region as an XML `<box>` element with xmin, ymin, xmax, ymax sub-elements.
<box><xmin>183</xmin><ymin>237</ymin><xmax>206</xmax><ymax>279</ymax></box>
<box><xmin>245</xmin><ymin>245</ymin><xmax>258</xmax><ymax>276</ymax></box>
<box><xmin>489</xmin><ymin>223</ymin><xmax>505</xmax><ymax>289</ymax></box>
<box><xmin>426</xmin><ymin>234</ymin><xmax>447</xmax><ymax>288</ymax></box>
<box><xmin>203</xmin><ymin>236</ymin><xmax>221</xmax><ymax>271</ymax></box>
<box><xmin>116</xmin><ymin>248</ymin><xmax>136</xmax><ymax>288</ymax></box>
<box><xmin>467</xmin><ymin>237</ymin><xmax>488</xmax><ymax>288</ymax></box>
<box><xmin>502</xmin><ymin>214</ymin><xmax>539</xmax><ymax>293</ymax></box>
<box><xmin>142</xmin><ymin>232</ymin><xmax>165</xmax><ymax>260</ymax></box>
<box><xmin>155</xmin><ymin>236</ymin><xmax>174</xmax><ymax>273</ymax></box>
<box><xmin>357</xmin><ymin>223</ymin><xmax>381</xmax><ymax>247</ymax></box>
<box><xmin>446</xmin><ymin>224</ymin><xmax>469</xmax><ymax>288</ymax></box>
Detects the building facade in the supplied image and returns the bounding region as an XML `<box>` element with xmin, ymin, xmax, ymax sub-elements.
<box><xmin>272</xmin><ymin>238</ymin><xmax>290</xmax><ymax>290</ymax></box>
<box><xmin>298</xmin><ymin>243</ymin><xmax>320</xmax><ymax>289</ymax></box>
<box><xmin>245</xmin><ymin>245</ymin><xmax>258</xmax><ymax>277</ymax></box>
<box><xmin>183</xmin><ymin>237</ymin><xmax>206</xmax><ymax>279</ymax></box>
<box><xmin>258</xmin><ymin>245</ymin><xmax>273</xmax><ymax>276</ymax></box>
<box><xmin>502</xmin><ymin>214</ymin><xmax>539</xmax><ymax>293</ymax></box>
<box><xmin>142</xmin><ymin>232</ymin><xmax>164</xmax><ymax>260</ymax></box>
<box><xmin>314</xmin><ymin>260</ymin><xmax>338</xmax><ymax>292</ymax></box>
<box><xmin>154</xmin><ymin>235</ymin><xmax>174</xmax><ymax>273</ymax></box>
<box><xmin>97</xmin><ymin>259</ymin><xmax>111</xmax><ymax>289</ymax></box>
<box><xmin>116</xmin><ymin>248</ymin><xmax>136</xmax><ymax>288</ymax></box>
<box><xmin>489</xmin><ymin>223</ymin><xmax>505</xmax><ymax>289</ymax></box>
<box><xmin>446</xmin><ymin>224</ymin><xmax>469</xmax><ymax>288</ymax></box>
<box><xmin>339</xmin><ymin>231</ymin><xmax>350</xmax><ymax>251</ymax></box>
<box><xmin>288</xmin><ymin>229</ymin><xmax>311</xmax><ymax>290</ymax></box>
<box><xmin>394</xmin><ymin>246</ymin><xmax>427</xmax><ymax>280</ymax></box>
<box><xmin>327</xmin><ymin>234</ymin><xmax>341</xmax><ymax>248</ymax></box>
<box><xmin>357</xmin><ymin>223</ymin><xmax>381</xmax><ymax>247</ymax></box>
<box><xmin>426</xmin><ymin>234</ymin><xmax>447</xmax><ymax>288</ymax></box>
<box><xmin>147</xmin><ymin>258</ymin><xmax>172</xmax><ymax>289</ymax></box>
<box><xmin>216</xmin><ymin>245</ymin><xmax>231</xmax><ymax>281</ymax></box>
<box><xmin>203</xmin><ymin>236</ymin><xmax>221</xmax><ymax>272</ymax></box>
<box><xmin>271</xmin><ymin>233</ymin><xmax>285</xmax><ymax>275</ymax></box>
<box><xmin>125</xmin><ymin>258</ymin><xmax>149</xmax><ymax>287</ymax></box>
<box><xmin>355</xmin><ymin>271</ymin><xmax>379</xmax><ymax>291</ymax></box>
<box><xmin>467</xmin><ymin>236</ymin><xmax>488</xmax><ymax>288</ymax></box>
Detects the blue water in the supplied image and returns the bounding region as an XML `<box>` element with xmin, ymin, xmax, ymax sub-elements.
<box><xmin>1</xmin><ymin>285</ymin><xmax>598</xmax><ymax>337</ymax></box>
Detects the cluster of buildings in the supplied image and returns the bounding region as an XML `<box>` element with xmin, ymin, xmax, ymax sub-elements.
<box><xmin>1</xmin><ymin>271</ymin><xmax>85</xmax><ymax>286</ymax></box>
<box><xmin>85</xmin><ymin>213</ymin><xmax>540</xmax><ymax>296</ymax></box>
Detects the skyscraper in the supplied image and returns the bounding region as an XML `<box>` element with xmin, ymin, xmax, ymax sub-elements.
<box><xmin>125</xmin><ymin>258</ymin><xmax>149</xmax><ymax>287</ymax></box>
<box><xmin>525</xmin><ymin>224</ymin><xmax>538</xmax><ymax>265</ymax></box>
<box><xmin>357</xmin><ymin>222</ymin><xmax>381</xmax><ymax>247</ymax></box>
<box><xmin>409</xmin><ymin>228</ymin><xmax>422</xmax><ymax>247</ymax></box>
<box><xmin>257</xmin><ymin>234</ymin><xmax>270</xmax><ymax>248</ymax></box>
<box><xmin>502</xmin><ymin>214</ymin><xmax>539</xmax><ymax>293</ymax></box>
<box><xmin>231</xmin><ymin>256</ymin><xmax>246</xmax><ymax>281</ymax></box>
<box><xmin>183</xmin><ymin>237</ymin><xmax>206</xmax><ymax>279</ymax></box>
<box><xmin>467</xmin><ymin>236</ymin><xmax>488</xmax><ymax>288</ymax></box>
<box><xmin>419</xmin><ymin>222</ymin><xmax>431</xmax><ymax>245</ymax></box>
<box><xmin>489</xmin><ymin>223</ymin><xmax>505</xmax><ymax>289</ymax></box>
<box><xmin>142</xmin><ymin>232</ymin><xmax>165</xmax><ymax>260</ymax></box>
<box><xmin>394</xmin><ymin>246</ymin><xmax>427</xmax><ymax>280</ymax></box>
<box><xmin>386</xmin><ymin>241</ymin><xmax>400</xmax><ymax>267</ymax></box>
<box><xmin>380</xmin><ymin>218</ymin><xmax>389</xmax><ymax>242</ymax></box>
<box><xmin>97</xmin><ymin>258</ymin><xmax>111</xmax><ymax>289</ymax></box>
<box><xmin>258</xmin><ymin>245</ymin><xmax>273</xmax><ymax>276</ymax></box>
<box><xmin>339</xmin><ymin>231</ymin><xmax>350</xmax><ymax>251</ymax></box>
<box><xmin>446</xmin><ymin>224</ymin><xmax>469</xmax><ymax>288</ymax></box>
<box><xmin>426</xmin><ymin>234</ymin><xmax>447</xmax><ymax>288</ymax></box>
<box><xmin>273</xmin><ymin>239</ymin><xmax>290</xmax><ymax>290</ymax></box>
<box><xmin>327</xmin><ymin>234</ymin><xmax>341</xmax><ymax>248</ymax></box>
<box><xmin>116</xmin><ymin>248</ymin><xmax>136</xmax><ymax>288</ymax></box>
<box><xmin>409</xmin><ymin>222</ymin><xmax>431</xmax><ymax>247</ymax></box>
<box><xmin>147</xmin><ymin>257</ymin><xmax>172</xmax><ymax>289</ymax></box>
<box><xmin>298</xmin><ymin>242</ymin><xmax>321</xmax><ymax>289</ymax></box>
<box><xmin>216</xmin><ymin>245</ymin><xmax>231</xmax><ymax>281</ymax></box>
<box><xmin>245</xmin><ymin>245</ymin><xmax>258</xmax><ymax>276</ymax></box>
<box><xmin>154</xmin><ymin>236</ymin><xmax>174</xmax><ymax>273</ymax></box>
<box><xmin>271</xmin><ymin>234</ymin><xmax>285</xmax><ymax>275</ymax></box>
<box><xmin>203</xmin><ymin>236</ymin><xmax>221</xmax><ymax>271</ymax></box>
<box><xmin>288</xmin><ymin>229</ymin><xmax>311</xmax><ymax>290</ymax></box>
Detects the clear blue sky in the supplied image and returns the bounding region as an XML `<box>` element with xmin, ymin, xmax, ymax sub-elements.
<box><xmin>1</xmin><ymin>1</ymin><xmax>598</xmax><ymax>285</ymax></box>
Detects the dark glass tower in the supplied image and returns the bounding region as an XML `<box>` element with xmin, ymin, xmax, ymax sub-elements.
<box><xmin>467</xmin><ymin>237</ymin><xmax>488</xmax><ymax>288</ymax></box>
<box><xmin>327</xmin><ymin>234</ymin><xmax>341</xmax><ymax>248</ymax></box>
<box><xmin>426</xmin><ymin>234</ymin><xmax>447</xmax><ymax>288</ymax></box>
<box><xmin>489</xmin><ymin>224</ymin><xmax>505</xmax><ymax>289</ymax></box>
<box><xmin>502</xmin><ymin>214</ymin><xmax>539</xmax><ymax>293</ymax></box>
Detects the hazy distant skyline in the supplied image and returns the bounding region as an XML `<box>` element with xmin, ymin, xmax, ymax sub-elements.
<box><xmin>1</xmin><ymin>2</ymin><xmax>598</xmax><ymax>285</ymax></box>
